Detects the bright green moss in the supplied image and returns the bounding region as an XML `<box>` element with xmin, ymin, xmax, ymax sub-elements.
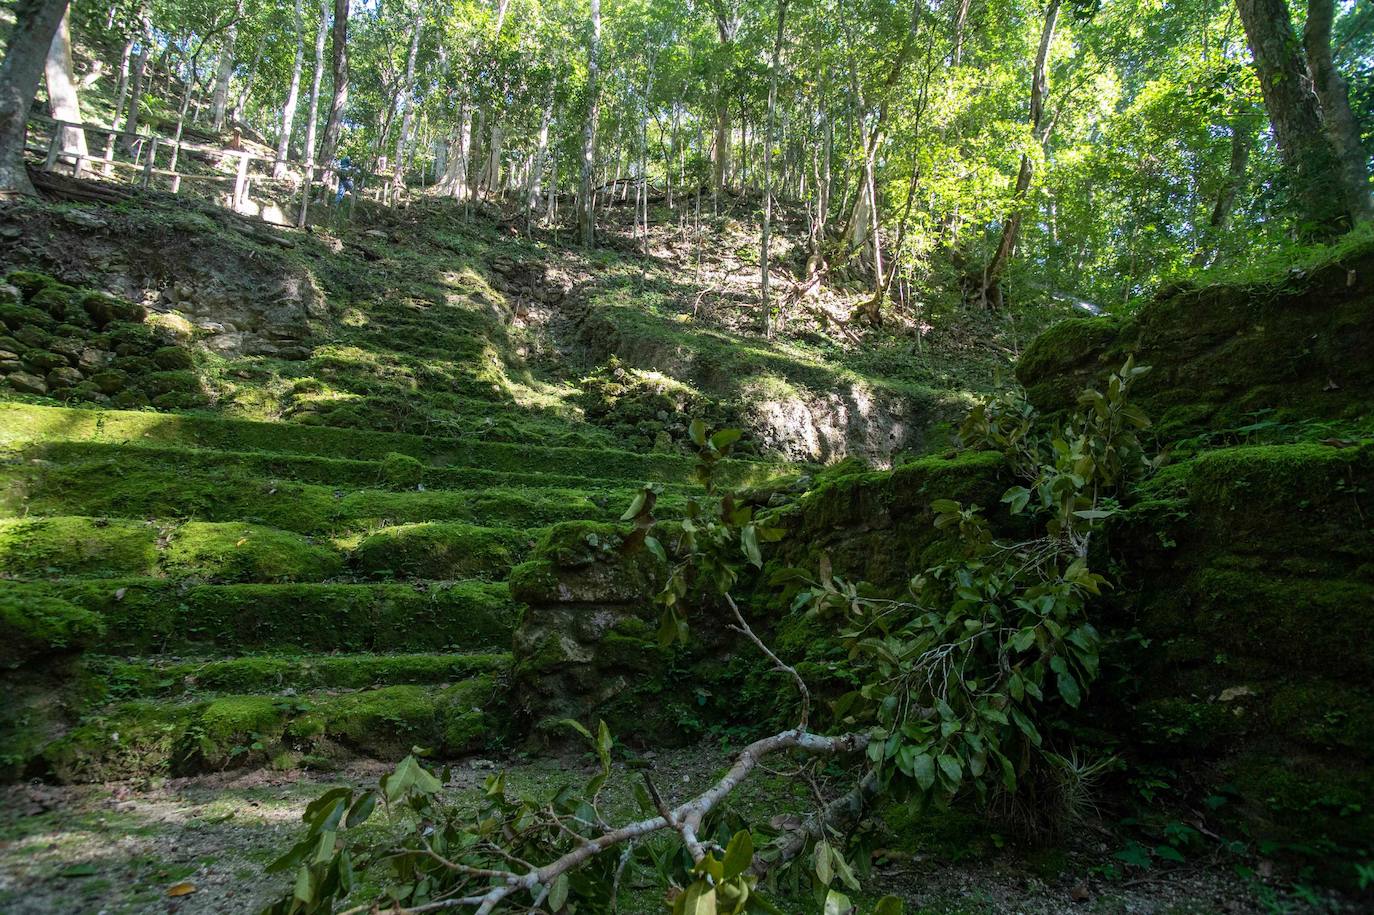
<box><xmin>187</xmin><ymin>695</ymin><xmax>287</xmax><ymax>768</ymax></box>
<box><xmin>50</xmin><ymin>579</ymin><xmax>519</xmax><ymax>653</ymax></box>
<box><xmin>380</xmin><ymin>451</ymin><xmax>425</xmax><ymax>489</ymax></box>
<box><xmin>42</xmin><ymin>700</ymin><xmax>196</xmax><ymax>783</ymax></box>
<box><xmin>163</xmin><ymin>521</ymin><xmax>343</xmax><ymax>582</ymax></box>
<box><xmin>0</xmin><ymin>516</ymin><xmax>159</xmax><ymax>577</ymax></box>
<box><xmin>353</xmin><ymin>522</ymin><xmax>535</xmax><ymax>580</ymax></box>
<box><xmin>97</xmin><ymin>652</ymin><xmax>511</xmax><ymax>697</ymax></box>
<box><xmin>0</xmin><ymin>581</ymin><xmax>104</xmax><ymax>668</ymax></box>
<box><xmin>0</xmin><ymin>401</ymin><xmax>777</xmax><ymax>485</ymax></box>
<box><xmin>288</xmin><ymin>678</ymin><xmax>500</xmax><ymax>758</ymax></box>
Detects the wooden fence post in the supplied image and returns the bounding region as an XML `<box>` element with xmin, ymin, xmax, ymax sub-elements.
<box><xmin>141</xmin><ymin>137</ymin><xmax>158</xmax><ymax>188</ymax></box>
<box><xmin>233</xmin><ymin>153</ymin><xmax>249</xmax><ymax>208</ymax></box>
<box><xmin>44</xmin><ymin>132</ymin><xmax>61</xmax><ymax>172</ymax></box>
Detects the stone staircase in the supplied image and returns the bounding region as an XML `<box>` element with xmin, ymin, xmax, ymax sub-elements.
<box><xmin>0</xmin><ymin>400</ymin><xmax>785</xmax><ymax>782</ymax></box>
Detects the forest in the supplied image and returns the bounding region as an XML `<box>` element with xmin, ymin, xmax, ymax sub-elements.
<box><xmin>0</xmin><ymin>0</ymin><xmax>1370</xmax><ymax>912</ymax></box>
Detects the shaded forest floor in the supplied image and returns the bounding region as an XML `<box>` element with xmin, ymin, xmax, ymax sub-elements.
<box><xmin>0</xmin><ymin>744</ymin><xmax>1357</xmax><ymax>915</ymax></box>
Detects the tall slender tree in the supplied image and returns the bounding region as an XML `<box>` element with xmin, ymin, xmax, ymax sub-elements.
<box><xmin>578</xmin><ymin>0</ymin><xmax>602</xmax><ymax>247</ymax></box>
<box><xmin>273</xmin><ymin>0</ymin><xmax>307</xmax><ymax>178</ymax></box>
<box><xmin>0</xmin><ymin>0</ymin><xmax>71</xmax><ymax>196</ymax></box>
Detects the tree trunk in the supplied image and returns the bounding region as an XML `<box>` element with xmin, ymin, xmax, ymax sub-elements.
<box><xmin>528</xmin><ymin>87</ymin><xmax>553</xmax><ymax>216</ymax></box>
<box><xmin>1235</xmin><ymin>0</ymin><xmax>1350</xmax><ymax>233</ymax></box>
<box><xmin>951</xmin><ymin>0</ymin><xmax>973</xmax><ymax>65</ymax></box>
<box><xmin>302</xmin><ymin>0</ymin><xmax>328</xmax><ymax>175</ymax></box>
<box><xmin>760</xmin><ymin>0</ymin><xmax>789</xmax><ymax>336</ymax></box>
<box><xmin>578</xmin><ymin>0</ymin><xmax>602</xmax><ymax>247</ymax></box>
<box><xmin>210</xmin><ymin>0</ymin><xmax>244</xmax><ymax>132</ymax></box>
<box><xmin>979</xmin><ymin>0</ymin><xmax>1060</xmax><ymax>308</ymax></box>
<box><xmin>274</xmin><ymin>0</ymin><xmax>306</xmax><ymax>177</ymax></box>
<box><xmin>1192</xmin><ymin>111</ymin><xmax>1257</xmax><ymax>267</ymax></box>
<box><xmin>1303</xmin><ymin>0</ymin><xmax>1373</xmax><ymax>224</ymax></box>
<box><xmin>317</xmin><ymin>0</ymin><xmax>351</xmax><ymax>178</ymax></box>
<box><xmin>120</xmin><ymin>26</ymin><xmax>150</xmax><ymax>154</ymax></box>
<box><xmin>710</xmin><ymin>2</ymin><xmax>740</xmax><ymax>198</ymax></box>
<box><xmin>103</xmin><ymin>32</ymin><xmax>134</xmax><ymax>173</ymax></box>
<box><xmin>231</xmin><ymin>42</ymin><xmax>262</xmax><ymax>126</ymax></box>
<box><xmin>0</xmin><ymin>0</ymin><xmax>71</xmax><ymax>196</ymax></box>
<box><xmin>44</xmin><ymin>7</ymin><xmax>86</xmax><ymax>164</ymax></box>
<box><xmin>392</xmin><ymin>2</ymin><xmax>423</xmax><ymax>195</ymax></box>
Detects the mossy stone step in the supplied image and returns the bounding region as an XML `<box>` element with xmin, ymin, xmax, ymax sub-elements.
<box><xmin>39</xmin><ymin>678</ymin><xmax>502</xmax><ymax>783</ymax></box>
<box><xmin>351</xmin><ymin>521</ymin><xmax>537</xmax><ymax>580</ymax></box>
<box><xmin>89</xmin><ymin>651</ymin><xmax>510</xmax><ymax>699</ymax></box>
<box><xmin>0</xmin><ymin>401</ymin><xmax>787</xmax><ymax>486</ymax></box>
<box><xmin>8</xmin><ymin>578</ymin><xmax>519</xmax><ymax>654</ymax></box>
<box><xmin>1</xmin><ymin>515</ymin><xmax>539</xmax><ymax>583</ymax></box>
<box><xmin>26</xmin><ymin>439</ymin><xmax>706</xmax><ymax>495</ymax></box>
<box><xmin>1</xmin><ymin>457</ymin><xmax>675</xmax><ymax>535</ymax></box>
<box><xmin>0</xmin><ymin>516</ymin><xmax>344</xmax><ymax>582</ymax></box>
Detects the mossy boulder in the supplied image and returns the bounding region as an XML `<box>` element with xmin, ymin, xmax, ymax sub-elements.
<box><xmin>510</xmin><ymin>522</ymin><xmax>668</xmax><ymax>604</ymax></box>
<box><xmin>163</xmin><ymin>522</ymin><xmax>344</xmax><ymax>582</ymax></box>
<box><xmin>353</xmin><ymin>522</ymin><xmax>534</xmax><ymax>580</ymax></box>
<box><xmin>0</xmin><ymin>581</ymin><xmax>105</xmax><ymax>669</ymax></box>
<box><xmin>0</xmin><ymin>516</ymin><xmax>159</xmax><ymax>578</ymax></box>
<box><xmin>381</xmin><ymin>451</ymin><xmax>425</xmax><ymax>489</ymax></box>
<box><xmin>1016</xmin><ymin>240</ymin><xmax>1374</xmax><ymax>435</ymax></box>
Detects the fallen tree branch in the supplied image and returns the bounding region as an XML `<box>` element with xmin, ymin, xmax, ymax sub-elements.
<box><xmin>354</xmin><ymin>728</ymin><xmax>871</xmax><ymax>914</ymax></box>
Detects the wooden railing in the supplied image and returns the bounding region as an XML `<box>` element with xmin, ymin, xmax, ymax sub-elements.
<box><xmin>28</xmin><ymin>114</ymin><xmax>408</xmax><ymax>224</ymax></box>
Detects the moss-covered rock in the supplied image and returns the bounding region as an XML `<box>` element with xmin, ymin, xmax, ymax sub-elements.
<box><xmin>1016</xmin><ymin>239</ymin><xmax>1374</xmax><ymax>435</ymax></box>
<box><xmin>163</xmin><ymin>522</ymin><xmax>343</xmax><ymax>582</ymax></box>
<box><xmin>510</xmin><ymin>522</ymin><xmax>668</xmax><ymax>604</ymax></box>
<box><xmin>0</xmin><ymin>581</ymin><xmax>105</xmax><ymax>669</ymax></box>
<box><xmin>353</xmin><ymin>522</ymin><xmax>534</xmax><ymax>580</ymax></box>
<box><xmin>0</xmin><ymin>516</ymin><xmax>159</xmax><ymax>578</ymax></box>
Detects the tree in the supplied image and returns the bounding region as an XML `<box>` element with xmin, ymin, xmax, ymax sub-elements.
<box><xmin>317</xmin><ymin>0</ymin><xmax>351</xmax><ymax>178</ymax></box>
<box><xmin>1302</xmin><ymin>0</ymin><xmax>1373</xmax><ymax>225</ymax></box>
<box><xmin>43</xmin><ymin>6</ymin><xmax>86</xmax><ymax>166</ymax></box>
<box><xmin>977</xmin><ymin>0</ymin><xmax>1061</xmax><ymax>309</ymax></box>
<box><xmin>578</xmin><ymin>0</ymin><xmax>602</xmax><ymax>247</ymax></box>
<box><xmin>760</xmin><ymin>0</ymin><xmax>789</xmax><ymax>336</ymax></box>
<box><xmin>210</xmin><ymin>0</ymin><xmax>247</xmax><ymax>131</ymax></box>
<box><xmin>0</xmin><ymin>0</ymin><xmax>71</xmax><ymax>196</ymax></box>
<box><xmin>1235</xmin><ymin>0</ymin><xmax>1355</xmax><ymax>233</ymax></box>
<box><xmin>272</xmin><ymin>0</ymin><xmax>306</xmax><ymax>178</ymax></box>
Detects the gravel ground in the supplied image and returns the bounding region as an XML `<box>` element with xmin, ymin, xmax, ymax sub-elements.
<box><xmin>0</xmin><ymin>746</ymin><xmax>1358</xmax><ymax>915</ymax></box>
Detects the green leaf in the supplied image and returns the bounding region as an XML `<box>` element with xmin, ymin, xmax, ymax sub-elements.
<box><xmin>345</xmin><ymin>790</ymin><xmax>376</xmax><ymax>828</ymax></box>
<box><xmin>741</xmin><ymin>524</ymin><xmax>762</xmax><ymax>567</ymax></box>
<box><xmin>644</xmin><ymin>535</ymin><xmax>667</xmax><ymax>563</ymax></box>
<box><xmin>548</xmin><ymin>873</ymin><xmax>570</xmax><ymax>910</ymax></box>
<box><xmin>1057</xmin><ymin>669</ymin><xmax>1082</xmax><ymax>708</ymax></box>
<box><xmin>689</xmin><ymin>419</ymin><xmax>708</xmax><ymax>447</ymax></box>
<box><xmin>710</xmin><ymin>428</ymin><xmax>743</xmax><ymax>451</ymax></box>
<box><xmin>913</xmin><ymin>752</ymin><xmax>936</xmax><ymax>791</ymax></box>
<box><xmin>872</xmin><ymin>896</ymin><xmax>904</xmax><ymax>915</ymax></box>
<box><xmin>621</xmin><ymin>490</ymin><xmax>648</xmax><ymax>521</ymax></box>
<box><xmin>723</xmin><ymin>830</ymin><xmax>754</xmax><ymax>881</ymax></box>
<box><xmin>931</xmin><ymin>499</ymin><xmax>961</xmax><ymax>514</ymax></box>
<box><xmin>813</xmin><ymin>839</ymin><xmax>833</xmax><ymax>886</ymax></box>
<box><xmin>681</xmin><ymin>877</ymin><xmax>716</xmax><ymax>915</ymax></box>
<box><xmin>1154</xmin><ymin>844</ymin><xmax>1187</xmax><ymax>864</ymax></box>
<box><xmin>823</xmin><ymin>889</ymin><xmax>851</xmax><ymax>915</ymax></box>
<box><xmin>938</xmin><ymin>754</ymin><xmax>963</xmax><ymax>787</ymax></box>
<box><xmin>381</xmin><ymin>755</ymin><xmax>442</xmax><ymax>804</ymax></box>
